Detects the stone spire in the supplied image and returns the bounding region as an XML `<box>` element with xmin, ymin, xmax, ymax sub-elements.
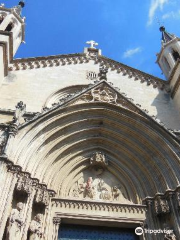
<box><xmin>159</xmin><ymin>26</ymin><xmax>175</xmax><ymax>45</ymax></box>
<box><xmin>12</xmin><ymin>1</ymin><xmax>25</xmax><ymax>16</ymax></box>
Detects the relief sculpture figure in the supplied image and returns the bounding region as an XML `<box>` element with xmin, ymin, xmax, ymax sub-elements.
<box><xmin>29</xmin><ymin>214</ymin><xmax>43</xmax><ymax>240</ymax></box>
<box><xmin>6</xmin><ymin>202</ymin><xmax>24</xmax><ymax>240</ymax></box>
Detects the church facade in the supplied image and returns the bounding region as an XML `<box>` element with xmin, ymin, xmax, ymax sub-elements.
<box><xmin>0</xmin><ymin>2</ymin><xmax>180</xmax><ymax>240</ymax></box>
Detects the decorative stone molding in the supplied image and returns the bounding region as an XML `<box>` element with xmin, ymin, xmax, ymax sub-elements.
<box><xmin>86</xmin><ymin>71</ymin><xmax>98</xmax><ymax>81</ymax></box>
<box><xmin>8</xmin><ymin>53</ymin><xmax>169</xmax><ymax>92</ymax></box>
<box><xmin>6</xmin><ymin>162</ymin><xmax>56</xmax><ymax>201</ymax></box>
<box><xmin>16</xmin><ymin>172</ymin><xmax>34</xmax><ymax>195</ymax></box>
<box><xmin>35</xmin><ymin>185</ymin><xmax>51</xmax><ymax>206</ymax></box>
<box><xmin>52</xmin><ymin>198</ymin><xmax>146</xmax><ymax>221</ymax></box>
<box><xmin>16</xmin><ymin>81</ymin><xmax>178</xmax><ymax>141</ymax></box>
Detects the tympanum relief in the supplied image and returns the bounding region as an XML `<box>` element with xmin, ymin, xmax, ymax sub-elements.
<box><xmin>70</xmin><ymin>152</ymin><xmax>132</xmax><ymax>204</ymax></box>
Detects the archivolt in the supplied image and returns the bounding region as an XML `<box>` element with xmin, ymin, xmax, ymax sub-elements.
<box><xmin>9</xmin><ymin>102</ymin><xmax>180</xmax><ymax>203</ymax></box>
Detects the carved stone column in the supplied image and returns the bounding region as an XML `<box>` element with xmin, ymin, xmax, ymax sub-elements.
<box><xmin>16</xmin><ymin>172</ymin><xmax>37</xmax><ymax>240</ymax></box>
<box><xmin>145</xmin><ymin>199</ymin><xmax>160</xmax><ymax>240</ymax></box>
<box><xmin>0</xmin><ymin>164</ymin><xmax>19</xmax><ymax>240</ymax></box>
<box><xmin>167</xmin><ymin>192</ymin><xmax>180</xmax><ymax>238</ymax></box>
<box><xmin>52</xmin><ymin>217</ymin><xmax>61</xmax><ymax>240</ymax></box>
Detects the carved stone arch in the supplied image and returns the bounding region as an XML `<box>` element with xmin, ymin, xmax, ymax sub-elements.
<box><xmin>9</xmin><ymin>100</ymin><xmax>180</xmax><ymax>210</ymax></box>
<box><xmin>43</xmin><ymin>84</ymin><xmax>88</xmax><ymax>109</ymax></box>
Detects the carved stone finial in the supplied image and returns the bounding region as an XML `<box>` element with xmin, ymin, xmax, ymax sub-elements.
<box><xmin>86</xmin><ymin>40</ymin><xmax>98</xmax><ymax>49</ymax></box>
<box><xmin>13</xmin><ymin>101</ymin><xmax>26</xmax><ymax>125</ymax></box>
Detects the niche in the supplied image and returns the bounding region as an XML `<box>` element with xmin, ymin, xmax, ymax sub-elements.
<box><xmin>2</xmin><ymin>189</ymin><xmax>28</xmax><ymax>240</ymax></box>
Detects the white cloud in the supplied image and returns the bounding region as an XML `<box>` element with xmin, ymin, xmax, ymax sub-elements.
<box><xmin>123</xmin><ymin>47</ymin><xmax>142</xmax><ymax>58</ymax></box>
<box><xmin>147</xmin><ymin>0</ymin><xmax>169</xmax><ymax>26</ymax></box>
<box><xmin>162</xmin><ymin>10</ymin><xmax>180</xmax><ymax>19</ymax></box>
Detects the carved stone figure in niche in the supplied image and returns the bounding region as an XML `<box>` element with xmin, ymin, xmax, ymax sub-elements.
<box><xmin>13</xmin><ymin>101</ymin><xmax>26</xmax><ymax>124</ymax></box>
<box><xmin>98</xmin><ymin>66</ymin><xmax>108</xmax><ymax>80</ymax></box>
<box><xmin>6</xmin><ymin>202</ymin><xmax>24</xmax><ymax>240</ymax></box>
<box><xmin>91</xmin><ymin>87</ymin><xmax>117</xmax><ymax>104</ymax></box>
<box><xmin>164</xmin><ymin>226</ymin><xmax>177</xmax><ymax>240</ymax></box>
<box><xmin>29</xmin><ymin>214</ymin><xmax>43</xmax><ymax>240</ymax></box>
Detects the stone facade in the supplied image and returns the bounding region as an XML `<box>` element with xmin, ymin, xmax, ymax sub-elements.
<box><xmin>0</xmin><ymin>3</ymin><xmax>180</xmax><ymax>240</ymax></box>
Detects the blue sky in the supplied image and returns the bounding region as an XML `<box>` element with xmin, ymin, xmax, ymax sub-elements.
<box><xmin>5</xmin><ymin>0</ymin><xmax>180</xmax><ymax>79</ymax></box>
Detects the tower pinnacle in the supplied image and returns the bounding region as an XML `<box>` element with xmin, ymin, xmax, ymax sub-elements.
<box><xmin>13</xmin><ymin>1</ymin><xmax>25</xmax><ymax>16</ymax></box>
<box><xmin>159</xmin><ymin>26</ymin><xmax>174</xmax><ymax>44</ymax></box>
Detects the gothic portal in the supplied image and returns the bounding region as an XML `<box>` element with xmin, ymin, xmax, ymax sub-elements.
<box><xmin>0</xmin><ymin>2</ymin><xmax>180</xmax><ymax>240</ymax></box>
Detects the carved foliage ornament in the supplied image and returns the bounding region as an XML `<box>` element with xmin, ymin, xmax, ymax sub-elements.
<box><xmin>35</xmin><ymin>186</ymin><xmax>50</xmax><ymax>206</ymax></box>
<box><xmin>154</xmin><ymin>197</ymin><xmax>170</xmax><ymax>215</ymax></box>
<box><xmin>16</xmin><ymin>173</ymin><xmax>33</xmax><ymax>194</ymax></box>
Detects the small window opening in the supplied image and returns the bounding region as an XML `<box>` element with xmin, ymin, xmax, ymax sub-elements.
<box><xmin>5</xmin><ymin>22</ymin><xmax>13</xmax><ymax>32</ymax></box>
<box><xmin>172</xmin><ymin>50</ymin><xmax>180</xmax><ymax>62</ymax></box>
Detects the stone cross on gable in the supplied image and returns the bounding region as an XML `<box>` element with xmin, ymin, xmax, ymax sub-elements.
<box><xmin>86</xmin><ymin>40</ymin><xmax>98</xmax><ymax>49</ymax></box>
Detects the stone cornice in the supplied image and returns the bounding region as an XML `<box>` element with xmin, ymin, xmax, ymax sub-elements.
<box><xmin>8</xmin><ymin>52</ymin><xmax>169</xmax><ymax>92</ymax></box>
<box><xmin>143</xmin><ymin>185</ymin><xmax>180</xmax><ymax>203</ymax></box>
<box><xmin>52</xmin><ymin>198</ymin><xmax>147</xmax><ymax>219</ymax></box>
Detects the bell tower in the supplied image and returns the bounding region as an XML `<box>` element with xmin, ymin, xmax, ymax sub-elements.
<box><xmin>156</xmin><ymin>26</ymin><xmax>180</xmax><ymax>81</ymax></box>
<box><xmin>0</xmin><ymin>1</ymin><xmax>25</xmax><ymax>85</ymax></box>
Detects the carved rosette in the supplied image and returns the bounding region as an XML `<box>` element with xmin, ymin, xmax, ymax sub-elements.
<box><xmin>154</xmin><ymin>196</ymin><xmax>170</xmax><ymax>215</ymax></box>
